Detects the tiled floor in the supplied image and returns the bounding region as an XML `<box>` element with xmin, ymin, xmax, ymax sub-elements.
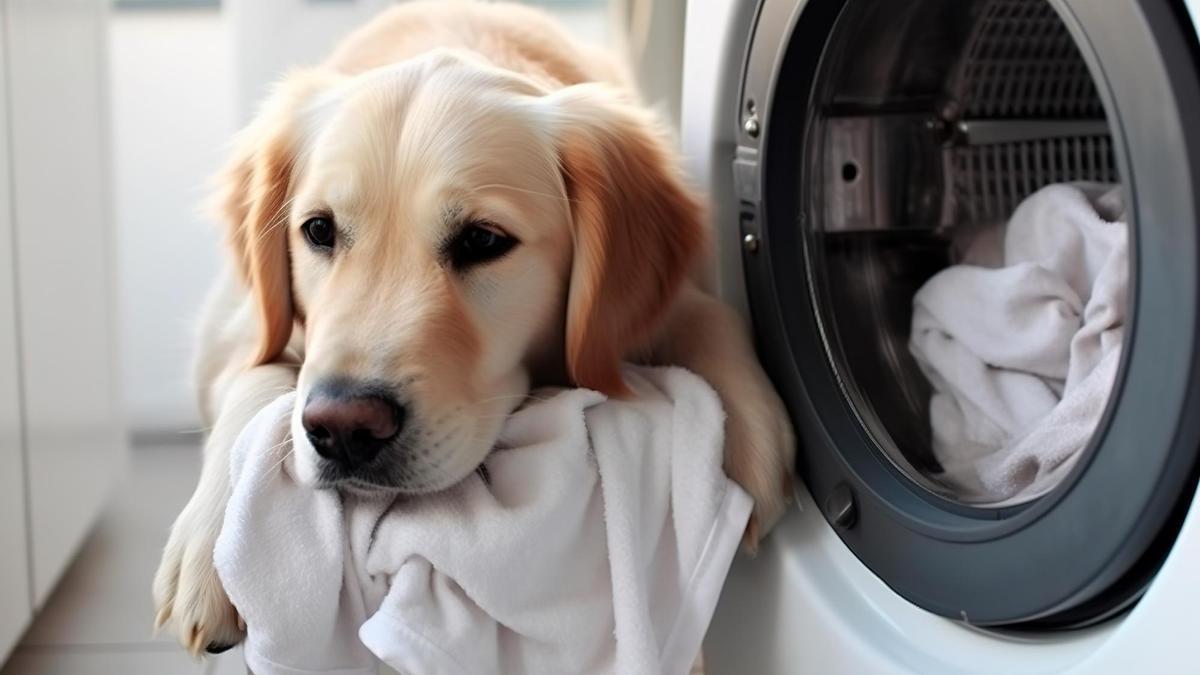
<box><xmin>0</xmin><ymin>444</ymin><xmax>246</xmax><ymax>675</ymax></box>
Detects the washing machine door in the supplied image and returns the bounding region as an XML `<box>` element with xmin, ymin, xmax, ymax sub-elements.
<box><xmin>735</xmin><ymin>0</ymin><xmax>1200</xmax><ymax>627</ymax></box>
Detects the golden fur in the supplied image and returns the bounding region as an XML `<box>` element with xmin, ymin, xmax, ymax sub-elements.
<box><xmin>155</xmin><ymin>1</ymin><xmax>794</xmax><ymax>656</ymax></box>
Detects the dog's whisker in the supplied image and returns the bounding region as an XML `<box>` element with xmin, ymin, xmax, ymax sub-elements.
<box><xmin>265</xmin><ymin>449</ymin><xmax>295</xmax><ymax>478</ymax></box>
<box><xmin>465</xmin><ymin>391</ymin><xmax>558</xmax><ymax>410</ymax></box>
<box><xmin>471</xmin><ymin>394</ymin><xmax>524</xmax><ymax>402</ymax></box>
<box><xmin>262</xmin><ymin>436</ymin><xmax>296</xmax><ymax>477</ymax></box>
<box><xmin>244</xmin><ymin>385</ymin><xmax>298</xmax><ymax>396</ymax></box>
<box><xmin>255</xmin><ymin>387</ymin><xmax>299</xmax><ymax>399</ymax></box>
<box><xmin>260</xmin><ymin>436</ymin><xmax>294</xmax><ymax>459</ymax></box>
<box><xmin>251</xmin><ymin>200</ymin><xmax>300</xmax><ymax>244</ymax></box>
<box><xmin>466</xmin><ymin>182</ymin><xmax>576</xmax><ymax>204</ymax></box>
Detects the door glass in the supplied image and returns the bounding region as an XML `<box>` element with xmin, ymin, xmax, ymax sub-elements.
<box><xmin>806</xmin><ymin>0</ymin><xmax>1129</xmax><ymax>506</ymax></box>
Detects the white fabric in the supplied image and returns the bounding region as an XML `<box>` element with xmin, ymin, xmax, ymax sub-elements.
<box><xmin>213</xmin><ymin>365</ymin><xmax>751</xmax><ymax>675</ymax></box>
<box><xmin>909</xmin><ymin>183</ymin><xmax>1127</xmax><ymax>504</ymax></box>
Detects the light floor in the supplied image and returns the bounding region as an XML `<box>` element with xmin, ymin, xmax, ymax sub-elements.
<box><xmin>0</xmin><ymin>444</ymin><xmax>246</xmax><ymax>675</ymax></box>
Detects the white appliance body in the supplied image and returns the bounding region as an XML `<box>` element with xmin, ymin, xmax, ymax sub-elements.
<box><xmin>682</xmin><ymin>0</ymin><xmax>1200</xmax><ymax>672</ymax></box>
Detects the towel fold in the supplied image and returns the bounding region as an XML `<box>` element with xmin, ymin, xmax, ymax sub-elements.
<box><xmin>909</xmin><ymin>183</ymin><xmax>1127</xmax><ymax>504</ymax></box>
<box><xmin>213</xmin><ymin>365</ymin><xmax>751</xmax><ymax>675</ymax></box>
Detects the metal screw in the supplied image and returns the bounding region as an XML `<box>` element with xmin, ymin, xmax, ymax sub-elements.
<box><xmin>742</xmin><ymin>233</ymin><xmax>759</xmax><ymax>253</ymax></box>
<box><xmin>825</xmin><ymin>483</ymin><xmax>857</xmax><ymax>530</ymax></box>
<box><xmin>743</xmin><ymin>114</ymin><xmax>760</xmax><ymax>138</ymax></box>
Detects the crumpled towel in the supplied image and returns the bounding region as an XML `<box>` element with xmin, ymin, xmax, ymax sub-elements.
<box><xmin>213</xmin><ymin>365</ymin><xmax>751</xmax><ymax>675</ymax></box>
<box><xmin>910</xmin><ymin>183</ymin><xmax>1127</xmax><ymax>504</ymax></box>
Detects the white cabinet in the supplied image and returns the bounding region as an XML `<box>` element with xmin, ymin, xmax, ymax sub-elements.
<box><xmin>4</xmin><ymin>0</ymin><xmax>126</xmax><ymax>607</ymax></box>
<box><xmin>0</xmin><ymin>7</ymin><xmax>32</xmax><ymax>658</ymax></box>
<box><xmin>0</xmin><ymin>0</ymin><xmax>125</xmax><ymax>659</ymax></box>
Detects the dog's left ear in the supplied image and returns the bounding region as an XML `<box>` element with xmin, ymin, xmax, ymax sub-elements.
<box><xmin>214</xmin><ymin>69</ymin><xmax>340</xmax><ymax>366</ymax></box>
<box><xmin>550</xmin><ymin>84</ymin><xmax>706</xmax><ymax>395</ymax></box>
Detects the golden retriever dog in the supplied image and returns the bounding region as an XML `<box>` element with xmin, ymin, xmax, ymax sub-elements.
<box><xmin>154</xmin><ymin>0</ymin><xmax>794</xmax><ymax>655</ymax></box>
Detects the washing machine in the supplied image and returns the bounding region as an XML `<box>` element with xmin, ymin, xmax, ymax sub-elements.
<box><xmin>681</xmin><ymin>0</ymin><xmax>1200</xmax><ymax>672</ymax></box>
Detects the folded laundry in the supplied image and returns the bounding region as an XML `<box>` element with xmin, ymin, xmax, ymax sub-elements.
<box><xmin>213</xmin><ymin>365</ymin><xmax>751</xmax><ymax>675</ymax></box>
<box><xmin>910</xmin><ymin>183</ymin><xmax>1127</xmax><ymax>504</ymax></box>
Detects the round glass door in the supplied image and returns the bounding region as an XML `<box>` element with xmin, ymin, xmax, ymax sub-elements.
<box><xmin>737</xmin><ymin>0</ymin><xmax>1200</xmax><ymax>627</ymax></box>
<box><xmin>805</xmin><ymin>0</ymin><xmax>1127</xmax><ymax>508</ymax></box>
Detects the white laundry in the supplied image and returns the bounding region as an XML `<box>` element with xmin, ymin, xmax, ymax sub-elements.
<box><xmin>909</xmin><ymin>183</ymin><xmax>1127</xmax><ymax>504</ymax></box>
<box><xmin>213</xmin><ymin>365</ymin><xmax>752</xmax><ymax>675</ymax></box>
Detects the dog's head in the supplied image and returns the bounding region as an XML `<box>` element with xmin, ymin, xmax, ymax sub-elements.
<box><xmin>217</xmin><ymin>50</ymin><xmax>703</xmax><ymax>492</ymax></box>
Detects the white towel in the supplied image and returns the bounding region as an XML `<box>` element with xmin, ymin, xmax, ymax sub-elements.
<box><xmin>910</xmin><ymin>183</ymin><xmax>1127</xmax><ymax>504</ymax></box>
<box><xmin>213</xmin><ymin>365</ymin><xmax>751</xmax><ymax>675</ymax></box>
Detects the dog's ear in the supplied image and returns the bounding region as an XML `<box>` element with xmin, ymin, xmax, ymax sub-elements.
<box><xmin>550</xmin><ymin>84</ymin><xmax>706</xmax><ymax>395</ymax></box>
<box><xmin>214</xmin><ymin>70</ymin><xmax>337</xmax><ymax>366</ymax></box>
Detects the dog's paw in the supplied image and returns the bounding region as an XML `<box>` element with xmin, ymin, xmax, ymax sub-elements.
<box><xmin>153</xmin><ymin>502</ymin><xmax>244</xmax><ymax>655</ymax></box>
<box><xmin>722</xmin><ymin>376</ymin><xmax>796</xmax><ymax>554</ymax></box>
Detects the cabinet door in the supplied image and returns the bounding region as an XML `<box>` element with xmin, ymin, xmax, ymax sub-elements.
<box><xmin>0</xmin><ymin>0</ymin><xmax>32</xmax><ymax>659</ymax></box>
<box><xmin>4</xmin><ymin>0</ymin><xmax>126</xmax><ymax>606</ymax></box>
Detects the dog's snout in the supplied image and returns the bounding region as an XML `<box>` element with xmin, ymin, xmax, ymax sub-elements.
<box><xmin>302</xmin><ymin>381</ymin><xmax>405</xmax><ymax>468</ymax></box>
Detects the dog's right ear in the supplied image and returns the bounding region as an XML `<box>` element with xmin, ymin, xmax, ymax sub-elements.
<box><xmin>213</xmin><ymin>69</ymin><xmax>340</xmax><ymax>366</ymax></box>
<box><xmin>547</xmin><ymin>84</ymin><xmax>707</xmax><ymax>396</ymax></box>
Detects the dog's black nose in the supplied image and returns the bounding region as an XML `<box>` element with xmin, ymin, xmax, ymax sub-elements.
<box><xmin>302</xmin><ymin>381</ymin><xmax>405</xmax><ymax>468</ymax></box>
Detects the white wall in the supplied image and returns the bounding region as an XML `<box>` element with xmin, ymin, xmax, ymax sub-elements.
<box><xmin>611</xmin><ymin>0</ymin><xmax>684</xmax><ymax>129</ymax></box>
<box><xmin>109</xmin><ymin>8</ymin><xmax>236</xmax><ymax>434</ymax></box>
<box><xmin>228</xmin><ymin>0</ymin><xmax>611</xmax><ymax>123</ymax></box>
<box><xmin>228</xmin><ymin>0</ymin><xmax>396</xmax><ymax>124</ymax></box>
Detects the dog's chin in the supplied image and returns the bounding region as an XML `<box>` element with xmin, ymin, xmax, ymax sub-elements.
<box><xmin>318</xmin><ymin>472</ymin><xmax>483</xmax><ymax>498</ymax></box>
<box><xmin>335</xmin><ymin>478</ymin><xmax>402</xmax><ymax>498</ymax></box>
<box><xmin>307</xmin><ymin>459</ymin><xmax>486</xmax><ymax>496</ymax></box>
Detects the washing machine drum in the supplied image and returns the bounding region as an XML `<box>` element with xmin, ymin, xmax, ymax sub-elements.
<box><xmin>735</xmin><ymin>0</ymin><xmax>1200</xmax><ymax>628</ymax></box>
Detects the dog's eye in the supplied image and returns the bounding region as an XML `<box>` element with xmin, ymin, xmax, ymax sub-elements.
<box><xmin>302</xmin><ymin>217</ymin><xmax>336</xmax><ymax>250</ymax></box>
<box><xmin>446</xmin><ymin>222</ymin><xmax>517</xmax><ymax>269</ymax></box>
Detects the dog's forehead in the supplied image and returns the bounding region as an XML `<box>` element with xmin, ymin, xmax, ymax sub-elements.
<box><xmin>301</xmin><ymin>56</ymin><xmax>564</xmax><ymax>228</ymax></box>
<box><xmin>315</xmin><ymin>55</ymin><xmax>552</xmax><ymax>162</ymax></box>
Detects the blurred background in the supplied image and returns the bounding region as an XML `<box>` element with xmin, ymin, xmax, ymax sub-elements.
<box><xmin>0</xmin><ymin>0</ymin><xmax>684</xmax><ymax>672</ymax></box>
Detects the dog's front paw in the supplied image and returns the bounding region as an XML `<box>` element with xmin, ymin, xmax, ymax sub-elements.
<box><xmin>153</xmin><ymin>501</ymin><xmax>244</xmax><ymax>655</ymax></box>
<box><xmin>722</xmin><ymin>377</ymin><xmax>796</xmax><ymax>553</ymax></box>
